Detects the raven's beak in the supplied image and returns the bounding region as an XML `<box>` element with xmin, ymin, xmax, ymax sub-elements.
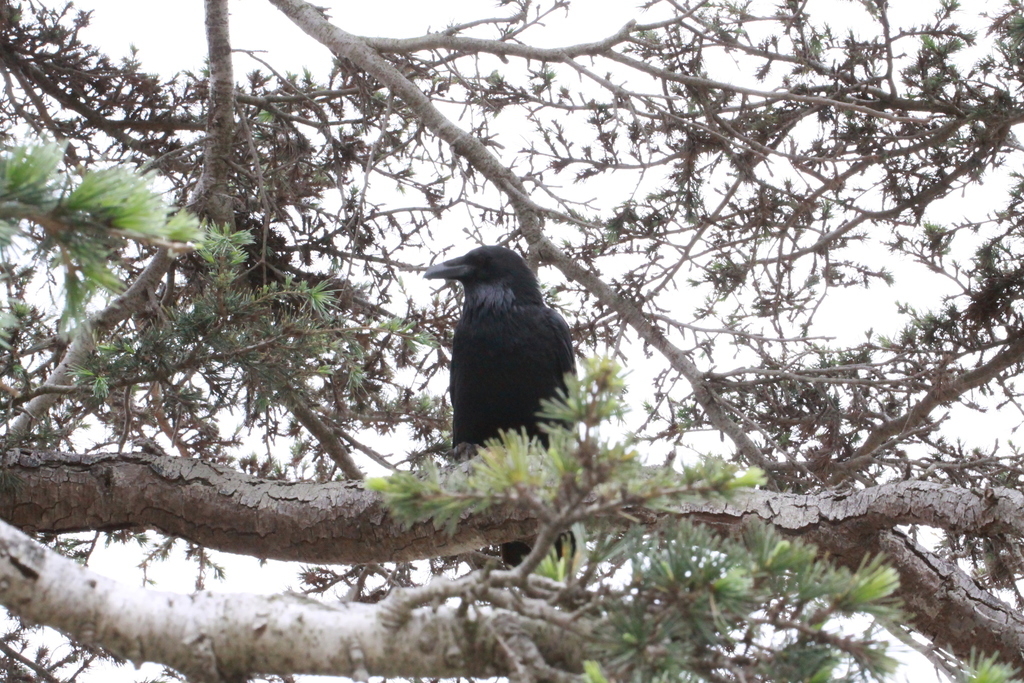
<box><xmin>424</xmin><ymin>257</ymin><xmax>472</xmax><ymax>280</ymax></box>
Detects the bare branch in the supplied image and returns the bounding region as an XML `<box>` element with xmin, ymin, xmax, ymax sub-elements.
<box><xmin>267</xmin><ymin>0</ymin><xmax>769</xmax><ymax>468</ymax></box>
<box><xmin>851</xmin><ymin>337</ymin><xmax>1024</xmax><ymax>463</ymax></box>
<box><xmin>284</xmin><ymin>393</ymin><xmax>364</xmax><ymax>480</ymax></box>
<box><xmin>5</xmin><ymin>249</ymin><xmax>172</xmax><ymax>445</ymax></box>
<box><xmin>360</xmin><ymin>21</ymin><xmax>637</xmax><ymax>60</ymax></box>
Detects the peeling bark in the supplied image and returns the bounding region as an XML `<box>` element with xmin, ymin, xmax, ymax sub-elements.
<box><xmin>841</xmin><ymin>530</ymin><xmax>1024</xmax><ymax>670</ymax></box>
<box><xmin>10</xmin><ymin>449</ymin><xmax>1024</xmax><ymax>561</ymax></box>
<box><xmin>684</xmin><ymin>479</ymin><xmax>1024</xmax><ymax>538</ymax></box>
<box><xmin>688</xmin><ymin>492</ymin><xmax>1024</xmax><ymax>671</ymax></box>
<box><xmin>0</xmin><ymin>450</ymin><xmax>537</xmax><ymax>563</ymax></box>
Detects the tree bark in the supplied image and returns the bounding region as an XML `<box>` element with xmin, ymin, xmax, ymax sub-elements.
<box><xmin>816</xmin><ymin>527</ymin><xmax>1024</xmax><ymax>673</ymax></box>
<box><xmin>0</xmin><ymin>516</ymin><xmax>581</xmax><ymax>681</ymax></box>
<box><xmin>0</xmin><ymin>450</ymin><xmax>537</xmax><ymax>563</ymax></box>
<box><xmin>5</xmin><ymin>448</ymin><xmax>1024</xmax><ymax>668</ymax></box>
<box><xmin>11</xmin><ymin>449</ymin><xmax>1024</xmax><ymax>561</ymax></box>
<box><xmin>189</xmin><ymin>0</ymin><xmax>236</xmax><ymax>225</ymax></box>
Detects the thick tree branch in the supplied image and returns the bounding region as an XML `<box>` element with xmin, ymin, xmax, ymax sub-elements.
<box><xmin>692</xmin><ymin>489</ymin><xmax>1024</xmax><ymax>671</ymax></box>
<box><xmin>809</xmin><ymin>528</ymin><xmax>1024</xmax><ymax>671</ymax></box>
<box><xmin>0</xmin><ymin>450</ymin><xmax>537</xmax><ymax>563</ymax></box>
<box><xmin>689</xmin><ymin>489</ymin><xmax>1024</xmax><ymax>670</ymax></box>
<box><xmin>6</xmin><ymin>449</ymin><xmax>1024</xmax><ymax>666</ymax></box>
<box><xmin>9</xmin><ymin>447</ymin><xmax>1023</xmax><ymax>565</ymax></box>
<box><xmin>685</xmin><ymin>479</ymin><xmax>1024</xmax><ymax>539</ymax></box>
<box><xmin>871</xmin><ymin>530</ymin><xmax>1024</xmax><ymax>669</ymax></box>
<box><xmin>0</xmin><ymin>517</ymin><xmax>581</xmax><ymax>681</ymax></box>
<box><xmin>189</xmin><ymin>0</ymin><xmax>236</xmax><ymax>225</ymax></box>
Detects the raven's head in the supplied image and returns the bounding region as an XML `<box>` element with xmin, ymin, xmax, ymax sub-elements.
<box><xmin>425</xmin><ymin>245</ymin><xmax>543</xmax><ymax>310</ymax></box>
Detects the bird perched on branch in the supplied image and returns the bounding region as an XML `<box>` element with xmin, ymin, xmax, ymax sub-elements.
<box><xmin>425</xmin><ymin>245</ymin><xmax>575</xmax><ymax>566</ymax></box>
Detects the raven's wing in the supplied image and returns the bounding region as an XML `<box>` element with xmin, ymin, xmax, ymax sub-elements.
<box><xmin>543</xmin><ymin>304</ymin><xmax>575</xmax><ymax>380</ymax></box>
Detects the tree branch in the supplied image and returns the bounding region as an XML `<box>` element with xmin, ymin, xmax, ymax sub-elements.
<box><xmin>0</xmin><ymin>450</ymin><xmax>537</xmax><ymax>563</ymax></box>
<box><xmin>0</xmin><ymin>516</ymin><xmax>581</xmax><ymax>681</ymax></box>
<box><xmin>188</xmin><ymin>0</ymin><xmax>236</xmax><ymax>225</ymax></box>
<box><xmin>11</xmin><ymin>447</ymin><xmax>1023</xmax><ymax>566</ymax></box>
<box><xmin>267</xmin><ymin>0</ymin><xmax>769</xmax><ymax>468</ymax></box>
<box><xmin>850</xmin><ymin>336</ymin><xmax>1024</xmax><ymax>464</ymax></box>
<box><xmin>284</xmin><ymin>393</ymin><xmax>364</xmax><ymax>480</ymax></box>
<box><xmin>5</xmin><ymin>249</ymin><xmax>172</xmax><ymax>445</ymax></box>
<box><xmin>7</xmin><ymin>449</ymin><xmax>1024</xmax><ymax>666</ymax></box>
<box><xmin>359</xmin><ymin>21</ymin><xmax>637</xmax><ymax>60</ymax></box>
<box><xmin>871</xmin><ymin>529</ymin><xmax>1024</xmax><ymax>669</ymax></box>
<box><xmin>683</xmin><ymin>479</ymin><xmax>1024</xmax><ymax>540</ymax></box>
<box><xmin>5</xmin><ymin>0</ymin><xmax>238</xmax><ymax>449</ymax></box>
<box><xmin>810</xmin><ymin>528</ymin><xmax>1024</xmax><ymax>671</ymax></box>
<box><xmin>364</xmin><ymin>25</ymin><xmax>932</xmax><ymax>125</ymax></box>
<box><xmin>688</xmin><ymin>487</ymin><xmax>1024</xmax><ymax>671</ymax></box>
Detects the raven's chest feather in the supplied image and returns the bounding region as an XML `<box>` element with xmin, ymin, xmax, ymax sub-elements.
<box><xmin>449</xmin><ymin>303</ymin><xmax>569</xmax><ymax>445</ymax></box>
<box><xmin>454</xmin><ymin>307</ymin><xmax>541</xmax><ymax>365</ymax></box>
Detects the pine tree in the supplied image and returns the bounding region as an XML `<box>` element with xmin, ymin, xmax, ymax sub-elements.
<box><xmin>2</xmin><ymin>0</ymin><xmax>1024</xmax><ymax>680</ymax></box>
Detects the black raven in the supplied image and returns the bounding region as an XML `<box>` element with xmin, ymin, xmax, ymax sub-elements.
<box><xmin>426</xmin><ymin>245</ymin><xmax>575</xmax><ymax>565</ymax></box>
